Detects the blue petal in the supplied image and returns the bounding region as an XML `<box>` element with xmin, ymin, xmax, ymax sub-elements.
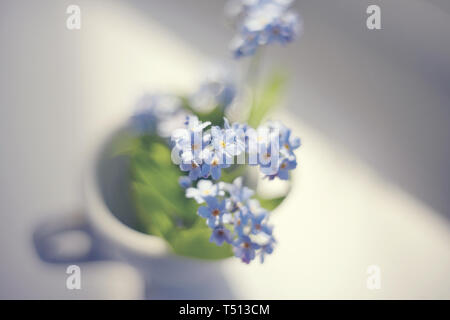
<box><xmin>278</xmin><ymin>169</ymin><xmax>289</xmax><ymax>180</ymax></box>
<box><xmin>290</xmin><ymin>137</ymin><xmax>301</xmax><ymax>149</ymax></box>
<box><xmin>201</xmin><ymin>164</ymin><xmax>211</xmax><ymax>178</ymax></box>
<box><xmin>204</xmin><ymin>196</ymin><xmax>219</xmax><ymax>208</ymax></box>
<box><xmin>211</xmin><ymin>166</ymin><xmax>222</xmax><ymax>180</ymax></box>
<box><xmin>198</xmin><ymin>206</ymin><xmax>210</xmax><ymax>218</ymax></box>
<box><xmin>207</xmin><ymin>217</ymin><xmax>217</xmax><ymax>228</ymax></box>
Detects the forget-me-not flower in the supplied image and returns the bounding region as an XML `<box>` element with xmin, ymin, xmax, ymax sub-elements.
<box><xmin>228</xmin><ymin>0</ymin><xmax>302</xmax><ymax>58</ymax></box>
<box><xmin>202</xmin><ymin>150</ymin><xmax>232</xmax><ymax>180</ymax></box>
<box><xmin>233</xmin><ymin>235</ymin><xmax>260</xmax><ymax>264</ymax></box>
<box><xmin>210</xmin><ymin>226</ymin><xmax>233</xmax><ymax>246</ymax></box>
<box><xmin>186</xmin><ymin>179</ymin><xmax>222</xmax><ymax>203</ymax></box>
<box><xmin>178</xmin><ymin>176</ymin><xmax>192</xmax><ymax>189</ymax></box>
<box><xmin>198</xmin><ymin>196</ymin><xmax>228</xmax><ymax>228</ymax></box>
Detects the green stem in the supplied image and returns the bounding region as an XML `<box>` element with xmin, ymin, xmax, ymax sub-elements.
<box><xmin>246</xmin><ymin>48</ymin><xmax>265</xmax><ymax>124</ymax></box>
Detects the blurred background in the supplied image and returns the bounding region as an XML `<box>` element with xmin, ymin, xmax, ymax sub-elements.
<box><xmin>0</xmin><ymin>0</ymin><xmax>449</xmax><ymax>299</ymax></box>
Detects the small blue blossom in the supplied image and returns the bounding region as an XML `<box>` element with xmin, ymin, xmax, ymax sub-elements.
<box><xmin>224</xmin><ymin>118</ymin><xmax>247</xmax><ymax>155</ymax></box>
<box><xmin>172</xmin><ymin>117</ymin><xmax>210</xmax><ymax>165</ymax></box>
<box><xmin>233</xmin><ymin>209</ymin><xmax>250</xmax><ymax>237</ymax></box>
<box><xmin>172</xmin><ymin>115</ymin><xmax>212</xmax><ymax>181</ymax></box>
<box><xmin>264</xmin><ymin>157</ymin><xmax>296</xmax><ymax>180</ymax></box>
<box><xmin>228</xmin><ymin>0</ymin><xmax>302</xmax><ymax>58</ymax></box>
<box><xmin>180</xmin><ymin>160</ymin><xmax>204</xmax><ymax>180</ymax></box>
<box><xmin>202</xmin><ymin>150</ymin><xmax>232</xmax><ymax>180</ymax></box>
<box><xmin>211</xmin><ymin>125</ymin><xmax>242</xmax><ymax>157</ymax></box>
<box><xmin>184</xmin><ymin>115</ymin><xmax>211</xmax><ymax>132</ymax></box>
<box><xmin>226</xmin><ymin>177</ymin><xmax>254</xmax><ymax>205</ymax></box>
<box><xmin>210</xmin><ymin>226</ymin><xmax>233</xmax><ymax>246</ymax></box>
<box><xmin>198</xmin><ymin>196</ymin><xmax>228</xmax><ymax>228</ymax></box>
<box><xmin>186</xmin><ymin>180</ymin><xmax>222</xmax><ymax>203</ymax></box>
<box><xmin>230</xmin><ymin>32</ymin><xmax>260</xmax><ymax>59</ymax></box>
<box><xmin>250</xmin><ymin>211</ymin><xmax>272</xmax><ymax>236</ymax></box>
<box><xmin>276</xmin><ymin>157</ymin><xmax>297</xmax><ymax>180</ymax></box>
<box><xmin>280</xmin><ymin>127</ymin><xmax>301</xmax><ymax>158</ymax></box>
<box><xmin>260</xmin><ymin>237</ymin><xmax>276</xmax><ymax>263</ymax></box>
<box><xmin>178</xmin><ymin>176</ymin><xmax>192</xmax><ymax>189</ymax></box>
<box><xmin>233</xmin><ymin>235</ymin><xmax>260</xmax><ymax>264</ymax></box>
<box><xmin>258</xmin><ymin>140</ymin><xmax>280</xmax><ymax>176</ymax></box>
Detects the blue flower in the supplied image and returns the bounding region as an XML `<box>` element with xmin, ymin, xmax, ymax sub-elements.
<box><xmin>250</xmin><ymin>211</ymin><xmax>272</xmax><ymax>235</ymax></box>
<box><xmin>226</xmin><ymin>177</ymin><xmax>254</xmax><ymax>206</ymax></box>
<box><xmin>202</xmin><ymin>150</ymin><xmax>232</xmax><ymax>180</ymax></box>
<box><xmin>229</xmin><ymin>0</ymin><xmax>302</xmax><ymax>58</ymax></box>
<box><xmin>233</xmin><ymin>235</ymin><xmax>260</xmax><ymax>264</ymax></box>
<box><xmin>184</xmin><ymin>115</ymin><xmax>211</xmax><ymax>132</ymax></box>
<box><xmin>258</xmin><ymin>140</ymin><xmax>280</xmax><ymax>176</ymax></box>
<box><xmin>210</xmin><ymin>226</ymin><xmax>232</xmax><ymax>246</ymax></box>
<box><xmin>280</xmin><ymin>128</ymin><xmax>301</xmax><ymax>158</ymax></box>
<box><xmin>233</xmin><ymin>209</ymin><xmax>250</xmax><ymax>237</ymax></box>
<box><xmin>172</xmin><ymin>115</ymin><xmax>211</xmax><ymax>179</ymax></box>
<box><xmin>260</xmin><ymin>237</ymin><xmax>276</xmax><ymax>263</ymax></box>
<box><xmin>198</xmin><ymin>196</ymin><xmax>228</xmax><ymax>228</ymax></box>
<box><xmin>186</xmin><ymin>180</ymin><xmax>222</xmax><ymax>203</ymax></box>
<box><xmin>173</xmin><ymin>123</ymin><xmax>210</xmax><ymax>165</ymax></box>
<box><xmin>276</xmin><ymin>157</ymin><xmax>297</xmax><ymax>180</ymax></box>
<box><xmin>224</xmin><ymin>118</ymin><xmax>247</xmax><ymax>155</ymax></box>
<box><xmin>211</xmin><ymin>125</ymin><xmax>242</xmax><ymax>157</ymax></box>
<box><xmin>180</xmin><ymin>160</ymin><xmax>204</xmax><ymax>180</ymax></box>
<box><xmin>230</xmin><ymin>32</ymin><xmax>260</xmax><ymax>59</ymax></box>
<box><xmin>178</xmin><ymin>176</ymin><xmax>192</xmax><ymax>189</ymax></box>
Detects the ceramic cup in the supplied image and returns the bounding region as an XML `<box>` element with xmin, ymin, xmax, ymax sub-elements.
<box><xmin>33</xmin><ymin>126</ymin><xmax>234</xmax><ymax>299</ymax></box>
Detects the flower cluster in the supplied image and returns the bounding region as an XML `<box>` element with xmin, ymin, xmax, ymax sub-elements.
<box><xmin>227</xmin><ymin>0</ymin><xmax>302</xmax><ymax>58</ymax></box>
<box><xmin>172</xmin><ymin>116</ymin><xmax>300</xmax><ymax>264</ymax></box>
<box><xmin>253</xmin><ymin>120</ymin><xmax>300</xmax><ymax>180</ymax></box>
<box><xmin>186</xmin><ymin>177</ymin><xmax>275</xmax><ymax>263</ymax></box>
<box><xmin>171</xmin><ymin>116</ymin><xmax>300</xmax><ymax>182</ymax></box>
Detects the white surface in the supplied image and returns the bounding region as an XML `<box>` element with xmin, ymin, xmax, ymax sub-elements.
<box><xmin>224</xmin><ymin>113</ymin><xmax>450</xmax><ymax>299</ymax></box>
<box><xmin>0</xmin><ymin>0</ymin><xmax>449</xmax><ymax>299</ymax></box>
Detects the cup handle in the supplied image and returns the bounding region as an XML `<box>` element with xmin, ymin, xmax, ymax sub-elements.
<box><xmin>32</xmin><ymin>211</ymin><xmax>107</xmax><ymax>263</ymax></box>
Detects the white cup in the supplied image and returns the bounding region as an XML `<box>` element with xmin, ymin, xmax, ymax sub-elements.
<box><xmin>34</xmin><ymin>125</ymin><xmax>234</xmax><ymax>299</ymax></box>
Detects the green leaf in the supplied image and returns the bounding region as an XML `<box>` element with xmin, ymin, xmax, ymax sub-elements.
<box><xmin>179</xmin><ymin>96</ymin><xmax>226</xmax><ymax>126</ymax></box>
<box><xmin>256</xmin><ymin>194</ymin><xmax>288</xmax><ymax>211</ymax></box>
<box><xmin>247</xmin><ymin>71</ymin><xmax>287</xmax><ymax>127</ymax></box>
<box><xmin>169</xmin><ymin>227</ymin><xmax>233</xmax><ymax>260</ymax></box>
